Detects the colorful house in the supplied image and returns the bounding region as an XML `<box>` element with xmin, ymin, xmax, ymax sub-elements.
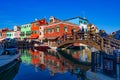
<box><xmin>13</xmin><ymin>26</ymin><xmax>21</xmax><ymax>39</ymax></box>
<box><xmin>65</xmin><ymin>16</ymin><xmax>89</xmax><ymax>32</ymax></box>
<box><xmin>6</xmin><ymin>30</ymin><xmax>13</xmax><ymax>39</ymax></box>
<box><xmin>65</xmin><ymin>16</ymin><xmax>88</xmax><ymax>26</ymax></box>
<box><xmin>1</xmin><ymin>28</ymin><xmax>8</xmax><ymax>39</ymax></box>
<box><xmin>31</xmin><ymin>19</ymin><xmax>47</xmax><ymax>40</ymax></box>
<box><xmin>0</xmin><ymin>30</ymin><xmax>2</xmax><ymax>39</ymax></box>
<box><xmin>0</xmin><ymin>30</ymin><xmax>3</xmax><ymax>41</ymax></box>
<box><xmin>43</xmin><ymin>16</ymin><xmax>80</xmax><ymax>46</ymax></box>
<box><xmin>20</xmin><ymin>24</ymin><xmax>31</xmax><ymax>40</ymax></box>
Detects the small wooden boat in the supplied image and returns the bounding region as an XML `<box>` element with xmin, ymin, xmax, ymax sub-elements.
<box><xmin>34</xmin><ymin>46</ymin><xmax>51</xmax><ymax>52</ymax></box>
<box><xmin>0</xmin><ymin>38</ymin><xmax>21</xmax><ymax>73</ymax></box>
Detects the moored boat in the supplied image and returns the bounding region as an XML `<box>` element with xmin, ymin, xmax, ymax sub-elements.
<box><xmin>0</xmin><ymin>38</ymin><xmax>21</xmax><ymax>73</ymax></box>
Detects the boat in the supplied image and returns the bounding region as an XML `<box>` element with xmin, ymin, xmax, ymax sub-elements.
<box><xmin>0</xmin><ymin>44</ymin><xmax>4</xmax><ymax>55</ymax></box>
<box><xmin>0</xmin><ymin>59</ymin><xmax>21</xmax><ymax>80</ymax></box>
<box><xmin>34</xmin><ymin>46</ymin><xmax>51</xmax><ymax>52</ymax></box>
<box><xmin>0</xmin><ymin>38</ymin><xmax>21</xmax><ymax>73</ymax></box>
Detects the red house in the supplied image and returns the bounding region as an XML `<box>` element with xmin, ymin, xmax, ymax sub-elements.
<box><xmin>1</xmin><ymin>28</ymin><xmax>8</xmax><ymax>39</ymax></box>
<box><xmin>43</xmin><ymin>16</ymin><xmax>80</xmax><ymax>46</ymax></box>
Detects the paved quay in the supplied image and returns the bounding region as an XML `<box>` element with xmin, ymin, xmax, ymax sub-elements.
<box><xmin>86</xmin><ymin>69</ymin><xmax>116</xmax><ymax>80</ymax></box>
<box><xmin>86</xmin><ymin>70</ymin><xmax>120</xmax><ymax>80</ymax></box>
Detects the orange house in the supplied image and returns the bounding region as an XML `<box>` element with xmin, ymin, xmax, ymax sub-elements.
<box><xmin>31</xmin><ymin>19</ymin><xmax>47</xmax><ymax>39</ymax></box>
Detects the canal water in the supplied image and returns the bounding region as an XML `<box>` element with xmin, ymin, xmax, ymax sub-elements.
<box><xmin>1</xmin><ymin>47</ymin><xmax>91</xmax><ymax>80</ymax></box>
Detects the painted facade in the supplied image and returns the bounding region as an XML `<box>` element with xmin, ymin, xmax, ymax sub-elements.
<box><xmin>44</xmin><ymin>22</ymin><xmax>79</xmax><ymax>38</ymax></box>
<box><xmin>87</xmin><ymin>24</ymin><xmax>99</xmax><ymax>34</ymax></box>
<box><xmin>39</xmin><ymin>25</ymin><xmax>45</xmax><ymax>43</ymax></box>
<box><xmin>20</xmin><ymin>24</ymin><xmax>31</xmax><ymax>40</ymax></box>
<box><xmin>65</xmin><ymin>16</ymin><xmax>89</xmax><ymax>33</ymax></box>
<box><xmin>31</xmin><ymin>19</ymin><xmax>47</xmax><ymax>39</ymax></box>
<box><xmin>14</xmin><ymin>31</ymin><xmax>20</xmax><ymax>39</ymax></box>
<box><xmin>43</xmin><ymin>16</ymin><xmax>80</xmax><ymax>46</ymax></box>
<box><xmin>1</xmin><ymin>28</ymin><xmax>8</xmax><ymax>39</ymax></box>
<box><xmin>13</xmin><ymin>26</ymin><xmax>21</xmax><ymax>39</ymax></box>
<box><xmin>6</xmin><ymin>31</ymin><xmax>13</xmax><ymax>39</ymax></box>
<box><xmin>6</xmin><ymin>31</ymin><xmax>21</xmax><ymax>39</ymax></box>
<box><xmin>0</xmin><ymin>30</ymin><xmax>2</xmax><ymax>39</ymax></box>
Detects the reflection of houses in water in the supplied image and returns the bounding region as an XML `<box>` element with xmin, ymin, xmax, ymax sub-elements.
<box><xmin>27</xmin><ymin>49</ymin><xmax>90</xmax><ymax>79</ymax></box>
<box><xmin>29</xmin><ymin>49</ymin><xmax>73</xmax><ymax>73</ymax></box>
<box><xmin>30</xmin><ymin>49</ymin><xmax>45</xmax><ymax>66</ymax></box>
<box><xmin>44</xmin><ymin>53</ymin><xmax>72</xmax><ymax>73</ymax></box>
<box><xmin>20</xmin><ymin>49</ymin><xmax>31</xmax><ymax>64</ymax></box>
<box><xmin>66</xmin><ymin>48</ymin><xmax>91</xmax><ymax>62</ymax></box>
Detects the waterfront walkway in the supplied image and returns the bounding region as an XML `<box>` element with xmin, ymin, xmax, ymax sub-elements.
<box><xmin>86</xmin><ymin>69</ymin><xmax>117</xmax><ymax>80</ymax></box>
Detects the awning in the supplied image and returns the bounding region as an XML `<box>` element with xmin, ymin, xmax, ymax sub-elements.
<box><xmin>30</xmin><ymin>36</ymin><xmax>39</xmax><ymax>39</ymax></box>
<box><xmin>43</xmin><ymin>36</ymin><xmax>58</xmax><ymax>40</ymax></box>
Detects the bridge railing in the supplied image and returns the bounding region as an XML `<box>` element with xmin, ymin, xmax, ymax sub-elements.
<box><xmin>56</xmin><ymin>32</ymin><xmax>120</xmax><ymax>50</ymax></box>
<box><xmin>103</xmin><ymin>37</ymin><xmax>120</xmax><ymax>49</ymax></box>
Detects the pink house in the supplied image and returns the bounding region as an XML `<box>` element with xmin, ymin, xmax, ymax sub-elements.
<box><xmin>13</xmin><ymin>26</ymin><xmax>21</xmax><ymax>39</ymax></box>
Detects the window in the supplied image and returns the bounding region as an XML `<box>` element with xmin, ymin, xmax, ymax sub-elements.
<box><xmin>40</xmin><ymin>32</ymin><xmax>41</xmax><ymax>35</ymax></box>
<box><xmin>64</xmin><ymin>26</ymin><xmax>68</xmax><ymax>32</ymax></box>
<box><xmin>20</xmin><ymin>32</ymin><xmax>25</xmax><ymax>36</ymax></box>
<box><xmin>26</xmin><ymin>31</ymin><xmax>32</xmax><ymax>35</ymax></box>
<box><xmin>48</xmin><ymin>28</ymin><xmax>51</xmax><ymax>33</ymax></box>
<box><xmin>44</xmin><ymin>29</ymin><xmax>46</xmax><ymax>34</ymax></box>
<box><xmin>35</xmin><ymin>23</ymin><xmax>39</xmax><ymax>26</ymax></box>
<box><xmin>72</xmin><ymin>28</ymin><xmax>76</xmax><ymax>32</ymax></box>
<box><xmin>52</xmin><ymin>28</ymin><xmax>54</xmax><ymax>33</ymax></box>
<box><xmin>11</xmin><ymin>34</ymin><xmax>13</xmax><ymax>36</ymax></box>
<box><xmin>34</xmin><ymin>30</ymin><xmax>38</xmax><ymax>34</ymax></box>
<box><xmin>79</xmin><ymin>20</ymin><xmax>82</xmax><ymax>24</ymax></box>
<box><xmin>84</xmin><ymin>21</ymin><xmax>87</xmax><ymax>24</ymax></box>
<box><xmin>50</xmin><ymin>19</ymin><xmax>53</xmax><ymax>23</ymax></box>
<box><xmin>56</xmin><ymin>26</ymin><xmax>60</xmax><ymax>32</ymax></box>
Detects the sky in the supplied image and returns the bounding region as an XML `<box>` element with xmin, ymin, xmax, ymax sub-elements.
<box><xmin>0</xmin><ymin>0</ymin><xmax>120</xmax><ymax>33</ymax></box>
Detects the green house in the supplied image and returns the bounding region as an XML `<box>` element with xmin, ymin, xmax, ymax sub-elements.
<box><xmin>20</xmin><ymin>24</ymin><xmax>31</xmax><ymax>40</ymax></box>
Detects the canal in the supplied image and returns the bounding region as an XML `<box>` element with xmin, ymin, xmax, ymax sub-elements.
<box><xmin>1</xmin><ymin>47</ymin><xmax>91</xmax><ymax>80</ymax></box>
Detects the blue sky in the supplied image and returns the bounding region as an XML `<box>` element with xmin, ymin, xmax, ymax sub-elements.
<box><xmin>0</xmin><ymin>0</ymin><xmax>120</xmax><ymax>33</ymax></box>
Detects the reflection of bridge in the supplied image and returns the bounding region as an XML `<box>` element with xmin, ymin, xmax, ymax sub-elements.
<box><xmin>56</xmin><ymin>32</ymin><xmax>120</xmax><ymax>51</ymax></box>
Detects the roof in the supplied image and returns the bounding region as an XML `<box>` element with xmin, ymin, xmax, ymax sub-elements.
<box><xmin>31</xmin><ymin>18</ymin><xmax>46</xmax><ymax>23</ymax></box>
<box><xmin>41</xmin><ymin>21</ymin><xmax>79</xmax><ymax>27</ymax></box>
<box><xmin>64</xmin><ymin>16</ymin><xmax>89</xmax><ymax>22</ymax></box>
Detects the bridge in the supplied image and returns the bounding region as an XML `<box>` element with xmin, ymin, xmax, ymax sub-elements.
<box><xmin>56</xmin><ymin>32</ymin><xmax>120</xmax><ymax>51</ymax></box>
